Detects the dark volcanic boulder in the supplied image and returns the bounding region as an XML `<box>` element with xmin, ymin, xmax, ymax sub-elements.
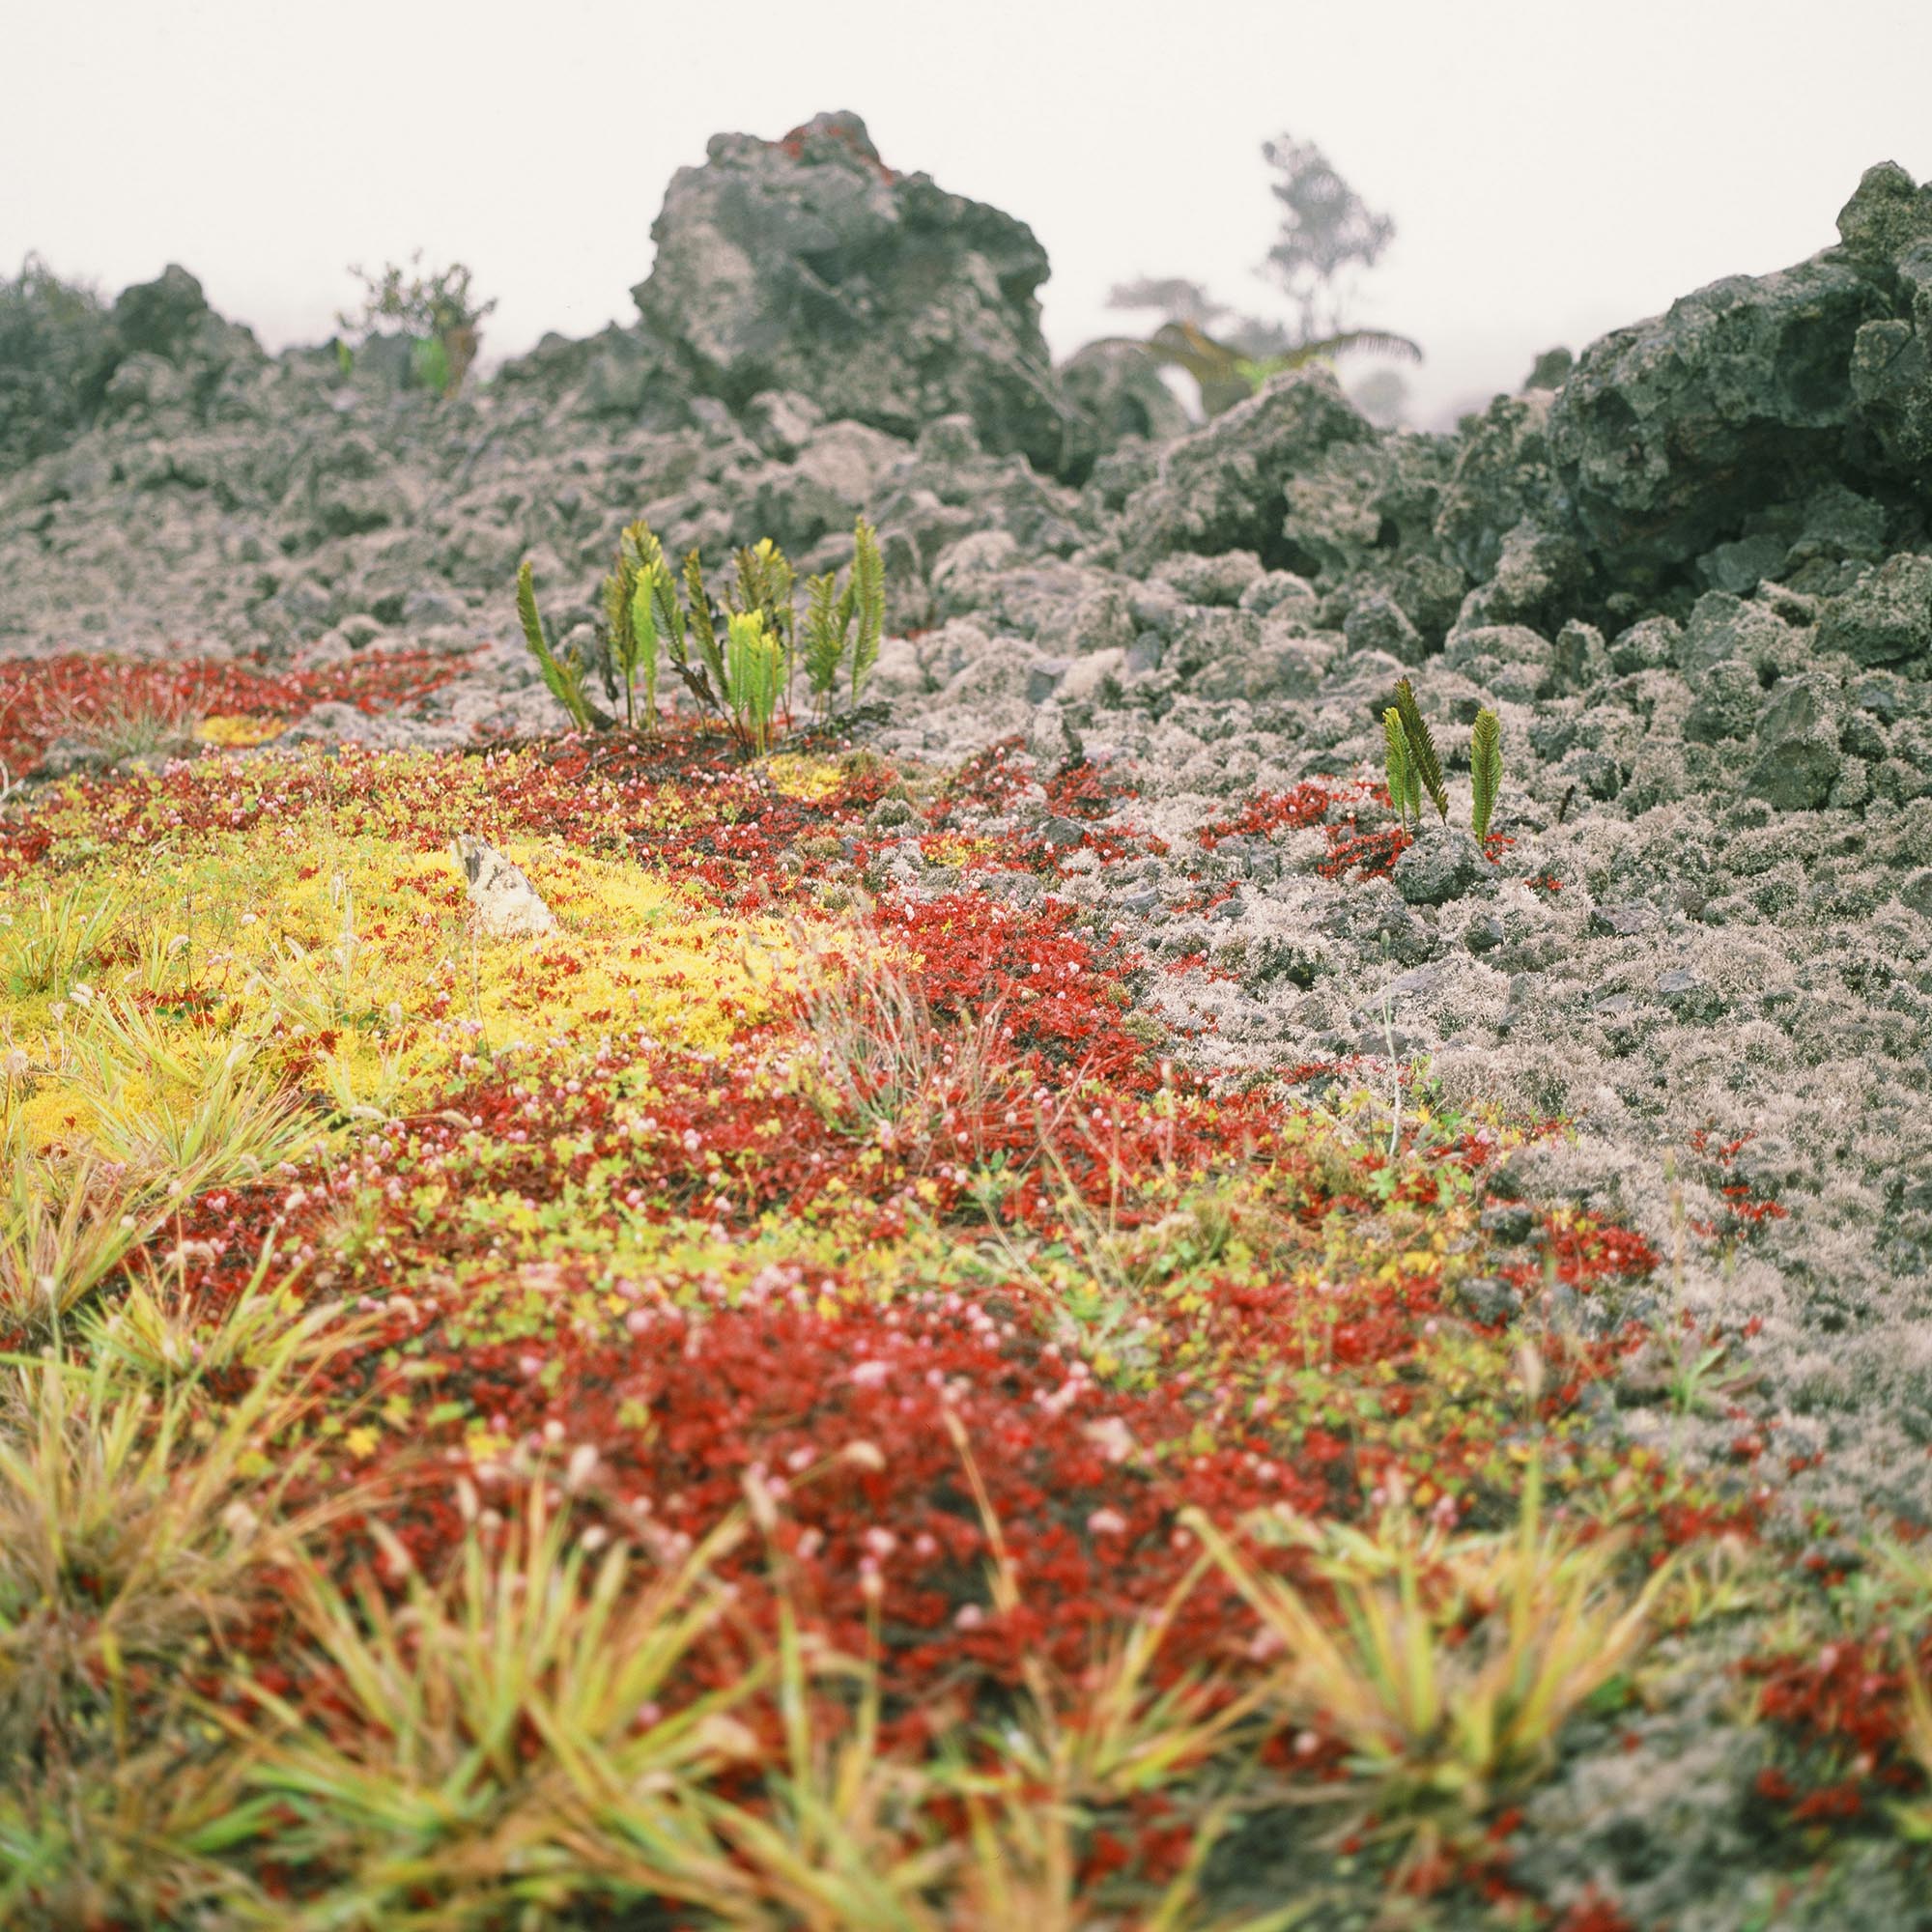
<box><xmin>1547</xmin><ymin>256</ymin><xmax>1885</xmax><ymax>572</ymax></box>
<box><xmin>1546</xmin><ymin>163</ymin><xmax>1932</xmax><ymax>581</ymax></box>
<box><xmin>633</xmin><ymin>111</ymin><xmax>1074</xmax><ymax>475</ymax></box>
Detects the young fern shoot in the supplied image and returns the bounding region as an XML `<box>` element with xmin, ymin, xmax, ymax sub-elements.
<box><xmin>627</xmin><ymin>573</ymin><xmax>660</xmax><ymax>736</ymax></box>
<box><xmin>515</xmin><ymin>561</ymin><xmax>596</xmax><ymax>731</ymax></box>
<box><xmin>800</xmin><ymin>517</ymin><xmax>887</xmax><ymax>718</ymax></box>
<box><xmin>1470</xmin><ymin>707</ymin><xmax>1503</xmax><ymax>842</ymax></box>
<box><xmin>724</xmin><ymin>612</ymin><xmax>783</xmax><ymax>754</ymax></box>
<box><xmin>848</xmin><ymin>516</ymin><xmax>883</xmax><ymax>707</ymax></box>
<box><xmin>802</xmin><ymin>572</ymin><xmax>845</xmax><ymax>714</ymax></box>
<box><xmin>1383</xmin><ymin>708</ymin><xmax>1418</xmax><ymax>832</ymax></box>
<box><xmin>602</xmin><ymin>521</ymin><xmax>664</xmax><ymax>730</ymax></box>
<box><xmin>1392</xmin><ymin>677</ymin><xmax>1447</xmax><ymax>821</ymax></box>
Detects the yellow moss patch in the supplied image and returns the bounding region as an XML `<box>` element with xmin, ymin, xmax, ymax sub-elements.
<box><xmin>194</xmin><ymin>714</ymin><xmax>288</xmax><ymax>748</ymax></box>
<box><xmin>921</xmin><ymin>833</ymin><xmax>1000</xmax><ymax>868</ymax></box>
<box><xmin>760</xmin><ymin>753</ymin><xmax>849</xmax><ymax>804</ymax></box>
<box><xmin>1</xmin><ymin>823</ymin><xmax>817</xmax><ymax>1154</ymax></box>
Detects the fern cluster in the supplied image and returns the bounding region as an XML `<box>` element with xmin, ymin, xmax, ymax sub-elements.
<box><xmin>1381</xmin><ymin>677</ymin><xmax>1504</xmax><ymax>841</ymax></box>
<box><xmin>515</xmin><ymin>516</ymin><xmax>885</xmax><ymax>756</ymax></box>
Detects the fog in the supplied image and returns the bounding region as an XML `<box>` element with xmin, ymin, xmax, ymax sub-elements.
<box><xmin>7</xmin><ymin>0</ymin><xmax>1929</xmax><ymax>427</ymax></box>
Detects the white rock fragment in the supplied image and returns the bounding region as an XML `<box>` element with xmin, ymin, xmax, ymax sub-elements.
<box><xmin>449</xmin><ymin>832</ymin><xmax>555</xmax><ymax>939</ymax></box>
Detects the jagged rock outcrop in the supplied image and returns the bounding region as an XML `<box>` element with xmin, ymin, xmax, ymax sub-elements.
<box><xmin>631</xmin><ymin>111</ymin><xmax>1078</xmax><ymax>476</ymax></box>
<box><xmin>1546</xmin><ymin>161</ymin><xmax>1932</xmax><ymax>582</ymax></box>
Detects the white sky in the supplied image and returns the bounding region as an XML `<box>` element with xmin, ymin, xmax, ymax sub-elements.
<box><xmin>8</xmin><ymin>0</ymin><xmax>1930</xmax><ymax>429</ymax></box>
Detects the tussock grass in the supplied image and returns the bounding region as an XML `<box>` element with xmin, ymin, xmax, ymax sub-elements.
<box><xmin>0</xmin><ymin>1293</ymin><xmax>367</xmax><ymax>1925</ymax></box>
<box><xmin>790</xmin><ymin>920</ymin><xmax>1009</xmax><ymax>1167</ymax></box>
<box><xmin>1183</xmin><ymin>1460</ymin><xmax>1668</xmax><ymax>1883</ymax></box>
<box><xmin>229</xmin><ymin>1482</ymin><xmax>761</xmax><ymax>1928</ymax></box>
<box><xmin>44</xmin><ymin>678</ymin><xmax>205</xmax><ymax>768</ymax></box>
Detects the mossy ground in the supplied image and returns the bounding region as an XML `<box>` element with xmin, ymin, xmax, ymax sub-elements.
<box><xmin>2</xmin><ymin>653</ymin><xmax>1928</xmax><ymax>1929</ymax></box>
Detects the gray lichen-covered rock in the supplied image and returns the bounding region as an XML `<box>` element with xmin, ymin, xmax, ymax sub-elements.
<box><xmin>1434</xmin><ymin>390</ymin><xmax>1562</xmax><ymax>581</ymax></box>
<box><xmin>1746</xmin><ymin>677</ymin><xmax>1842</xmax><ymax>808</ymax></box>
<box><xmin>1054</xmin><ymin>340</ymin><xmax>1189</xmax><ymax>482</ymax></box>
<box><xmin>631</xmin><ymin>111</ymin><xmax>1073</xmax><ymax>475</ymax></box>
<box><xmin>1544</xmin><ymin>163</ymin><xmax>1932</xmax><ymax>583</ymax></box>
<box><xmin>1392</xmin><ymin>825</ymin><xmax>1487</xmax><ymax>905</ymax></box>
<box><xmin>1116</xmin><ymin>368</ymin><xmax>1373</xmax><ymax>570</ymax></box>
<box><xmin>1817</xmin><ymin>551</ymin><xmax>1932</xmax><ymax>666</ymax></box>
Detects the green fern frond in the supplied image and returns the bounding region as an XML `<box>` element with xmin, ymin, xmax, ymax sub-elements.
<box><xmin>630</xmin><ymin>572</ymin><xmax>660</xmax><ymax>736</ymax></box>
<box><xmin>1382</xmin><ymin>708</ymin><xmax>1413</xmax><ymax>831</ymax></box>
<box><xmin>1470</xmin><ymin>707</ymin><xmax>1503</xmax><ymax>843</ymax></box>
<box><xmin>621</xmin><ymin>519</ymin><xmax>666</xmax><ymax>580</ymax></box>
<box><xmin>803</xmin><ymin>572</ymin><xmax>845</xmax><ymax>707</ymax></box>
<box><xmin>515</xmin><ymin>560</ymin><xmax>594</xmax><ymax>731</ymax></box>
<box><xmin>849</xmin><ymin>517</ymin><xmax>883</xmax><ymax>705</ymax></box>
<box><xmin>731</xmin><ymin>537</ymin><xmax>796</xmax><ymax>650</ymax></box>
<box><xmin>650</xmin><ymin>559</ymin><xmax>688</xmax><ymax>668</ymax></box>
<box><xmin>724</xmin><ymin>611</ymin><xmax>782</xmax><ymax>754</ymax></box>
<box><xmin>684</xmin><ymin>550</ymin><xmax>727</xmax><ymax>699</ymax></box>
<box><xmin>1393</xmin><ymin>677</ymin><xmax>1448</xmax><ymax>821</ymax></box>
<box><xmin>1237</xmin><ymin>328</ymin><xmax>1425</xmax><ymax>391</ymax></box>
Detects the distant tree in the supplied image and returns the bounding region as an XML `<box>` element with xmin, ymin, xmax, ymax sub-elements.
<box><xmin>1259</xmin><ymin>131</ymin><xmax>1396</xmax><ymax>342</ymax></box>
<box><xmin>336</xmin><ymin>251</ymin><xmax>497</xmax><ymax>397</ymax></box>
<box><xmin>1094</xmin><ymin>131</ymin><xmax>1416</xmax><ymax>420</ymax></box>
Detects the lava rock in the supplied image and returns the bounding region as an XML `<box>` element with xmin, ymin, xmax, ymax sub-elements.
<box><xmin>1116</xmin><ymin>368</ymin><xmax>1373</xmax><ymax>570</ymax></box>
<box><xmin>1747</xmin><ymin>678</ymin><xmax>1842</xmax><ymax>809</ymax></box>
<box><xmin>1392</xmin><ymin>826</ymin><xmax>1486</xmax><ymax>906</ymax></box>
<box><xmin>632</xmin><ymin>111</ymin><xmax>1070</xmax><ymax>474</ymax></box>
<box><xmin>1548</xmin><ymin>257</ymin><xmax>1888</xmax><ymax>572</ymax></box>
<box><xmin>1818</xmin><ymin>552</ymin><xmax>1932</xmax><ymax>667</ymax></box>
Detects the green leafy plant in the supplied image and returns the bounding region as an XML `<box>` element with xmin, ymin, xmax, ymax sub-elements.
<box><xmin>724</xmin><ymin>611</ymin><xmax>784</xmax><ymax>755</ymax></box>
<box><xmin>726</xmin><ymin>536</ymin><xmax>797</xmax><ymax>657</ymax></box>
<box><xmin>1090</xmin><ymin>320</ymin><xmax>1421</xmax><ymax>420</ymax></box>
<box><xmin>1382</xmin><ymin>681</ymin><xmax>1504</xmax><ymax>840</ymax></box>
<box><xmin>598</xmin><ymin>522</ymin><xmax>665</xmax><ymax>732</ymax></box>
<box><xmin>336</xmin><ymin>252</ymin><xmax>496</xmax><ymax>397</ymax></box>
<box><xmin>802</xmin><ymin>517</ymin><xmax>885</xmax><ymax>716</ymax></box>
<box><xmin>1469</xmin><ymin>707</ymin><xmax>1503</xmax><ymax>843</ymax></box>
<box><xmin>515</xmin><ymin>561</ymin><xmax>599</xmax><ymax>733</ymax></box>
<box><xmin>227</xmin><ymin>1481</ymin><xmax>761</xmax><ymax>1928</ymax></box>
<box><xmin>518</xmin><ymin>518</ymin><xmax>888</xmax><ymax>755</ymax></box>
<box><xmin>1381</xmin><ymin>708</ymin><xmax>1419</xmax><ymax>831</ymax></box>
<box><xmin>1390</xmin><ymin>677</ymin><xmax>1447</xmax><ymax>823</ymax></box>
<box><xmin>1181</xmin><ymin>1461</ymin><xmax>1668</xmax><ymax>1883</ymax></box>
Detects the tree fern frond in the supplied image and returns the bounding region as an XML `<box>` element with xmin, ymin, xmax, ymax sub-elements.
<box><xmin>1264</xmin><ymin>328</ymin><xmax>1424</xmax><ymax>373</ymax></box>
<box><xmin>1470</xmin><ymin>708</ymin><xmax>1503</xmax><ymax>843</ymax></box>
<box><xmin>1393</xmin><ymin>678</ymin><xmax>1447</xmax><ymax>821</ymax></box>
